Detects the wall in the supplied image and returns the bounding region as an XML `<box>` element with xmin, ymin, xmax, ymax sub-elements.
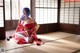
<box><xmin>59</xmin><ymin>0</ymin><xmax>80</xmax><ymax>34</ymax></box>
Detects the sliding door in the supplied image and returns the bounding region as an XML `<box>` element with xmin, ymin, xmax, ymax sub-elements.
<box><xmin>0</xmin><ymin>0</ymin><xmax>5</xmax><ymax>40</ymax></box>
<box><xmin>60</xmin><ymin>0</ymin><xmax>80</xmax><ymax>34</ymax></box>
<box><xmin>34</xmin><ymin>0</ymin><xmax>58</xmax><ymax>33</ymax></box>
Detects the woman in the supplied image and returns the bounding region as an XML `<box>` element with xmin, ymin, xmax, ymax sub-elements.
<box><xmin>14</xmin><ymin>8</ymin><xmax>42</xmax><ymax>45</ymax></box>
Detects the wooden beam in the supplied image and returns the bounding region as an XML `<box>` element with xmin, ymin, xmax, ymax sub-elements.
<box><xmin>57</xmin><ymin>0</ymin><xmax>61</xmax><ymax>23</ymax></box>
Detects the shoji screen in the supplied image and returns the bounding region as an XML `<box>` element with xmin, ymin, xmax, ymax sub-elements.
<box><xmin>60</xmin><ymin>0</ymin><xmax>80</xmax><ymax>24</ymax></box>
<box><xmin>12</xmin><ymin>0</ymin><xmax>19</xmax><ymax>20</ymax></box>
<box><xmin>0</xmin><ymin>0</ymin><xmax>4</xmax><ymax>27</ymax></box>
<box><xmin>5</xmin><ymin>0</ymin><xmax>11</xmax><ymax>20</ymax></box>
<box><xmin>35</xmin><ymin>0</ymin><xmax>58</xmax><ymax>24</ymax></box>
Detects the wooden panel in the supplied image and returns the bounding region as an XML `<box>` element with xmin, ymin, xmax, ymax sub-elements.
<box><xmin>59</xmin><ymin>23</ymin><xmax>78</xmax><ymax>34</ymax></box>
<box><xmin>37</xmin><ymin>23</ymin><xmax>58</xmax><ymax>34</ymax></box>
<box><xmin>47</xmin><ymin>23</ymin><xmax>59</xmax><ymax>32</ymax></box>
<box><xmin>5</xmin><ymin>20</ymin><xmax>18</xmax><ymax>31</ymax></box>
<box><xmin>0</xmin><ymin>27</ymin><xmax>5</xmax><ymax>40</ymax></box>
<box><xmin>5</xmin><ymin>20</ymin><xmax>79</xmax><ymax>34</ymax></box>
<box><xmin>36</xmin><ymin>24</ymin><xmax>48</xmax><ymax>34</ymax></box>
<box><xmin>5</xmin><ymin>20</ymin><xmax>12</xmax><ymax>30</ymax></box>
<box><xmin>12</xmin><ymin>20</ymin><xmax>18</xmax><ymax>29</ymax></box>
<box><xmin>77</xmin><ymin>26</ymin><xmax>80</xmax><ymax>34</ymax></box>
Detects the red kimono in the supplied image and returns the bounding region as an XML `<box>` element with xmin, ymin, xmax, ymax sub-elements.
<box><xmin>14</xmin><ymin>22</ymin><xmax>42</xmax><ymax>45</ymax></box>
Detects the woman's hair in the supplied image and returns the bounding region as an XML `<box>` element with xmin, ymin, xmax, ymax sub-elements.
<box><xmin>23</xmin><ymin>7</ymin><xmax>30</xmax><ymax>16</ymax></box>
<box><xmin>21</xmin><ymin>7</ymin><xmax>30</xmax><ymax>20</ymax></box>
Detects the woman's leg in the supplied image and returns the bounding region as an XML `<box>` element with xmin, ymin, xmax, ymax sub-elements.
<box><xmin>14</xmin><ymin>32</ymin><xmax>29</xmax><ymax>44</ymax></box>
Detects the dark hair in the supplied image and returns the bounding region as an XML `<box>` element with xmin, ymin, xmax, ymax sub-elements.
<box><xmin>23</xmin><ymin>7</ymin><xmax>30</xmax><ymax>16</ymax></box>
<box><xmin>21</xmin><ymin>8</ymin><xmax>30</xmax><ymax>20</ymax></box>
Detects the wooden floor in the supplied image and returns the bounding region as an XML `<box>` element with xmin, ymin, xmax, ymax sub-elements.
<box><xmin>0</xmin><ymin>31</ymin><xmax>80</xmax><ymax>53</ymax></box>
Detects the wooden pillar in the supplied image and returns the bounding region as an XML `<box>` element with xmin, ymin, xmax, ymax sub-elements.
<box><xmin>31</xmin><ymin>0</ymin><xmax>35</xmax><ymax>19</ymax></box>
<box><xmin>0</xmin><ymin>0</ymin><xmax>5</xmax><ymax>40</ymax></box>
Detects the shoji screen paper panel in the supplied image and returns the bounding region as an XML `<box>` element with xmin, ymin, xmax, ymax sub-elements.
<box><xmin>60</xmin><ymin>0</ymin><xmax>80</xmax><ymax>25</ymax></box>
<box><xmin>0</xmin><ymin>0</ymin><xmax>4</xmax><ymax>27</ymax></box>
<box><xmin>35</xmin><ymin>0</ymin><xmax>58</xmax><ymax>24</ymax></box>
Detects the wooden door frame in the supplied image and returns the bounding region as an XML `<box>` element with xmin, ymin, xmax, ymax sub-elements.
<box><xmin>0</xmin><ymin>0</ymin><xmax>5</xmax><ymax>40</ymax></box>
